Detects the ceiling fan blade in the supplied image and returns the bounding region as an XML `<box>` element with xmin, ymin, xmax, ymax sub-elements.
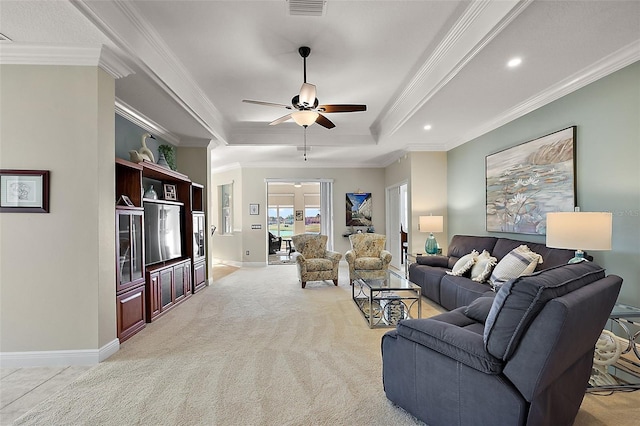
<box><xmin>298</xmin><ymin>83</ymin><xmax>316</xmax><ymax>107</ymax></box>
<box><xmin>269</xmin><ymin>114</ymin><xmax>293</xmax><ymax>126</ymax></box>
<box><xmin>317</xmin><ymin>104</ymin><xmax>367</xmax><ymax>113</ymax></box>
<box><xmin>315</xmin><ymin>114</ymin><xmax>335</xmax><ymax>129</ymax></box>
<box><xmin>243</xmin><ymin>99</ymin><xmax>292</xmax><ymax>110</ymax></box>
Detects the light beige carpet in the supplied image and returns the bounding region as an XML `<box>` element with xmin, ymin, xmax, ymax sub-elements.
<box><xmin>15</xmin><ymin>264</ymin><xmax>639</xmax><ymax>425</ymax></box>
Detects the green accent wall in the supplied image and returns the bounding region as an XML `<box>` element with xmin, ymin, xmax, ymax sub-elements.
<box><xmin>448</xmin><ymin>61</ymin><xmax>640</xmax><ymax>306</ymax></box>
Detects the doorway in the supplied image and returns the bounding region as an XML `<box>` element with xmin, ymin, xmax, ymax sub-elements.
<box><xmin>266</xmin><ymin>180</ymin><xmax>333</xmax><ymax>265</ymax></box>
<box><xmin>386</xmin><ymin>182</ymin><xmax>408</xmax><ymax>270</ymax></box>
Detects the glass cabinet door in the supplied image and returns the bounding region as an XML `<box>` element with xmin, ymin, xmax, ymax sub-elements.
<box><xmin>118</xmin><ymin>214</ymin><xmax>131</xmax><ymax>285</ymax></box>
<box><xmin>193</xmin><ymin>214</ymin><xmax>206</xmax><ymax>258</ymax></box>
<box><xmin>117</xmin><ymin>210</ymin><xmax>145</xmax><ymax>290</ymax></box>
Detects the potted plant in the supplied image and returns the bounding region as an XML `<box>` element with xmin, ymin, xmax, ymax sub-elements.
<box><xmin>157</xmin><ymin>144</ymin><xmax>177</xmax><ymax>171</ymax></box>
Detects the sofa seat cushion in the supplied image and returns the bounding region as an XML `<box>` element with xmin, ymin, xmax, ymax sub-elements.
<box><xmin>440</xmin><ymin>275</ymin><xmax>493</xmax><ymax>311</ymax></box>
<box><xmin>305</xmin><ymin>258</ymin><xmax>333</xmax><ymax>272</ymax></box>
<box><xmin>409</xmin><ymin>263</ymin><xmax>448</xmax><ymax>304</ymax></box>
<box><xmin>354</xmin><ymin>257</ymin><xmax>383</xmax><ymax>270</ymax></box>
<box><xmin>396</xmin><ymin>309</ymin><xmax>503</xmax><ymax>374</ymax></box>
<box><xmin>484</xmin><ymin>262</ymin><xmax>606</xmax><ymax>361</ymax></box>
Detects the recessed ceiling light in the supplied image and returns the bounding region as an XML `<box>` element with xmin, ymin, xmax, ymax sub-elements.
<box><xmin>507</xmin><ymin>57</ymin><xmax>522</xmax><ymax>68</ymax></box>
<box><xmin>423</xmin><ymin>124</ymin><xmax>432</xmax><ymax>130</ymax></box>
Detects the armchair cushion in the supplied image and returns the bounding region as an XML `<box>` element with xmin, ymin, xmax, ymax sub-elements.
<box><xmin>305</xmin><ymin>258</ymin><xmax>333</xmax><ymax>272</ymax></box>
<box><xmin>396</xmin><ymin>309</ymin><xmax>503</xmax><ymax>374</ymax></box>
<box><xmin>301</xmin><ymin>237</ymin><xmax>326</xmax><ymax>259</ymax></box>
<box><xmin>484</xmin><ymin>262</ymin><xmax>606</xmax><ymax>361</ymax></box>
<box><xmin>355</xmin><ymin>257</ymin><xmax>384</xmax><ymax>270</ymax></box>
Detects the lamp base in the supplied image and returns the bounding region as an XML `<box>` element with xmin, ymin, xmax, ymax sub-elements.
<box><xmin>568</xmin><ymin>250</ymin><xmax>588</xmax><ymax>264</ymax></box>
<box><xmin>425</xmin><ymin>233</ymin><xmax>439</xmax><ymax>255</ymax></box>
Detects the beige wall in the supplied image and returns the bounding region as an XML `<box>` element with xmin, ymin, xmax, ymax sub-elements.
<box><xmin>177</xmin><ymin>144</ymin><xmax>213</xmax><ymax>281</ymax></box>
<box><xmin>210</xmin><ymin>167</ymin><xmax>243</xmax><ymax>263</ymax></box>
<box><xmin>409</xmin><ymin>152</ymin><xmax>448</xmax><ymax>254</ymax></box>
<box><xmin>0</xmin><ymin>65</ymin><xmax>116</xmax><ymax>354</ymax></box>
<box><xmin>211</xmin><ymin>166</ymin><xmax>386</xmax><ymax>263</ymax></box>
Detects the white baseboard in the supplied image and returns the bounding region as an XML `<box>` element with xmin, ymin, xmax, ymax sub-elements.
<box><xmin>0</xmin><ymin>339</ymin><xmax>120</xmax><ymax>368</ymax></box>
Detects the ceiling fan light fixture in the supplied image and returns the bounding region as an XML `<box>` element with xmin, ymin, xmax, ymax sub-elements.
<box><xmin>292</xmin><ymin>110</ymin><xmax>319</xmax><ymax>127</ymax></box>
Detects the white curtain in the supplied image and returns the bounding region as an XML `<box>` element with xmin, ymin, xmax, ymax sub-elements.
<box><xmin>320</xmin><ymin>181</ymin><xmax>334</xmax><ymax>250</ymax></box>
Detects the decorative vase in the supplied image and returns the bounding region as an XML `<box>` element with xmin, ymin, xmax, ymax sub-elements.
<box><xmin>157</xmin><ymin>152</ymin><xmax>170</xmax><ymax>169</ymax></box>
<box><xmin>144</xmin><ymin>185</ymin><xmax>158</xmax><ymax>200</ymax></box>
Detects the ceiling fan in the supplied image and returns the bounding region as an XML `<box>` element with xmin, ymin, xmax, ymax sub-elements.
<box><xmin>242</xmin><ymin>46</ymin><xmax>366</xmax><ymax>129</ymax></box>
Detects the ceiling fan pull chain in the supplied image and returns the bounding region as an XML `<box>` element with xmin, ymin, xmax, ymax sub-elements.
<box><xmin>303</xmin><ymin>127</ymin><xmax>308</xmax><ymax>161</ymax></box>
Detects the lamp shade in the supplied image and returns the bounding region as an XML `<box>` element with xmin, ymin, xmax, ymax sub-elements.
<box><xmin>298</xmin><ymin>83</ymin><xmax>317</xmax><ymax>106</ymax></box>
<box><xmin>291</xmin><ymin>110</ymin><xmax>319</xmax><ymax>127</ymax></box>
<box><xmin>419</xmin><ymin>215</ymin><xmax>444</xmax><ymax>233</ymax></box>
<box><xmin>546</xmin><ymin>212</ymin><xmax>612</xmax><ymax>250</ymax></box>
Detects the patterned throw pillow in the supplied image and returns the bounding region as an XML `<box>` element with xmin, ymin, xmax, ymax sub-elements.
<box><xmin>446</xmin><ymin>250</ymin><xmax>479</xmax><ymax>276</ymax></box>
<box><xmin>489</xmin><ymin>245</ymin><xmax>543</xmax><ymax>290</ymax></box>
<box><xmin>471</xmin><ymin>250</ymin><xmax>498</xmax><ymax>283</ymax></box>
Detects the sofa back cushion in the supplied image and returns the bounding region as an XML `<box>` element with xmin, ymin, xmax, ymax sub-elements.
<box><xmin>483</xmin><ymin>262</ymin><xmax>606</xmax><ymax>361</ymax></box>
<box><xmin>447</xmin><ymin>235</ymin><xmax>498</xmax><ymax>269</ymax></box>
<box><xmin>491</xmin><ymin>238</ymin><xmax>576</xmax><ymax>272</ymax></box>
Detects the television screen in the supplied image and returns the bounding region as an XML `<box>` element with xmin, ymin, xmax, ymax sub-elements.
<box><xmin>144</xmin><ymin>202</ymin><xmax>183</xmax><ymax>265</ymax></box>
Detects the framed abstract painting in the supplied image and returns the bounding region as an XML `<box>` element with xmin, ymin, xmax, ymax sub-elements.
<box><xmin>485</xmin><ymin>126</ymin><xmax>576</xmax><ymax>235</ymax></box>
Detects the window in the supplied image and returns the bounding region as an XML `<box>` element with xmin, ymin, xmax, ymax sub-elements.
<box><xmin>304</xmin><ymin>207</ymin><xmax>321</xmax><ymax>233</ymax></box>
<box><xmin>268</xmin><ymin>205</ymin><xmax>294</xmax><ymax>237</ymax></box>
<box><xmin>220</xmin><ymin>183</ymin><xmax>232</xmax><ymax>235</ymax></box>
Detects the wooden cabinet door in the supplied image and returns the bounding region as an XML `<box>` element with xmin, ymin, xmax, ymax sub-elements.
<box><xmin>147</xmin><ymin>271</ymin><xmax>161</xmax><ymax>321</ymax></box>
<box><xmin>117</xmin><ymin>285</ymin><xmax>145</xmax><ymax>342</ymax></box>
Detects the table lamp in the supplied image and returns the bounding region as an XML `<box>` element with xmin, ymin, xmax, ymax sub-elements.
<box><xmin>546</xmin><ymin>211</ymin><xmax>612</xmax><ymax>263</ymax></box>
<box><xmin>419</xmin><ymin>215</ymin><xmax>444</xmax><ymax>255</ymax></box>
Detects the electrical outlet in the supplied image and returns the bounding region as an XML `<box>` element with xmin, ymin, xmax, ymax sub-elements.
<box><xmin>246</xmin><ymin>250</ymin><xmax>250</xmax><ymax>256</ymax></box>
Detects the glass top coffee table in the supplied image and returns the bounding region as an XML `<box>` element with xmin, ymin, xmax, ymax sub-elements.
<box><xmin>352</xmin><ymin>269</ymin><xmax>421</xmax><ymax>328</ymax></box>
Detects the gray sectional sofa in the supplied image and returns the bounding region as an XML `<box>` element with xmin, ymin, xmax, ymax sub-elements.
<box><xmin>383</xmin><ymin>259</ymin><xmax>623</xmax><ymax>426</ymax></box>
<box><xmin>408</xmin><ymin>234</ymin><xmax>579</xmax><ymax>310</ymax></box>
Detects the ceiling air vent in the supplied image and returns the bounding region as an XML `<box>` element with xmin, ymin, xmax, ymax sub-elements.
<box><xmin>288</xmin><ymin>0</ymin><xmax>326</xmax><ymax>17</ymax></box>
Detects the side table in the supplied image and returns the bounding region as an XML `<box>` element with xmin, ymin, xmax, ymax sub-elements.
<box><xmin>587</xmin><ymin>303</ymin><xmax>640</xmax><ymax>391</ymax></box>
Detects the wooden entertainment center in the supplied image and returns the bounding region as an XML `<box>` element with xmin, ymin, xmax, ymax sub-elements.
<box><xmin>115</xmin><ymin>158</ymin><xmax>207</xmax><ymax>342</ymax></box>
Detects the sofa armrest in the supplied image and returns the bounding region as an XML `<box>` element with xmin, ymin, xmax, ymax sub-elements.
<box><xmin>415</xmin><ymin>255</ymin><xmax>449</xmax><ymax>267</ymax></box>
<box><xmin>396</xmin><ymin>312</ymin><xmax>503</xmax><ymax>374</ymax></box>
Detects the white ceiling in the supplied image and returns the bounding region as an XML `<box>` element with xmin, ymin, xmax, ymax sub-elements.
<box><xmin>1</xmin><ymin>1</ymin><xmax>639</xmax><ymax>171</ymax></box>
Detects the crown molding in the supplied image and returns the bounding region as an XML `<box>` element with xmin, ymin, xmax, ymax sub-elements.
<box><xmin>115</xmin><ymin>98</ymin><xmax>181</xmax><ymax>145</ymax></box>
<box><xmin>371</xmin><ymin>0</ymin><xmax>532</xmax><ymax>139</ymax></box>
<box><xmin>0</xmin><ymin>43</ymin><xmax>133</xmax><ymax>79</ymax></box>
<box><xmin>445</xmin><ymin>39</ymin><xmax>640</xmax><ymax>150</ymax></box>
<box><xmin>72</xmin><ymin>0</ymin><xmax>228</xmax><ymax>144</ymax></box>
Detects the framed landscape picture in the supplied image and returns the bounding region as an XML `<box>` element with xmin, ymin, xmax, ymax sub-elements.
<box><xmin>346</xmin><ymin>192</ymin><xmax>372</xmax><ymax>226</ymax></box>
<box><xmin>485</xmin><ymin>126</ymin><xmax>576</xmax><ymax>235</ymax></box>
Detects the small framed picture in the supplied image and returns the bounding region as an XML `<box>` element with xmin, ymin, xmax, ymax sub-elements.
<box><xmin>295</xmin><ymin>210</ymin><xmax>303</xmax><ymax>221</ymax></box>
<box><xmin>249</xmin><ymin>203</ymin><xmax>259</xmax><ymax>215</ymax></box>
<box><xmin>117</xmin><ymin>195</ymin><xmax>134</xmax><ymax>207</ymax></box>
<box><xmin>0</xmin><ymin>170</ymin><xmax>50</xmax><ymax>213</ymax></box>
<box><xmin>163</xmin><ymin>184</ymin><xmax>177</xmax><ymax>201</ymax></box>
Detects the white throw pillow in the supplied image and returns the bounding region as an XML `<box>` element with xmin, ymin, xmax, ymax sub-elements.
<box><xmin>471</xmin><ymin>250</ymin><xmax>498</xmax><ymax>283</ymax></box>
<box><xmin>446</xmin><ymin>250</ymin><xmax>479</xmax><ymax>276</ymax></box>
<box><xmin>489</xmin><ymin>245</ymin><xmax>544</xmax><ymax>290</ymax></box>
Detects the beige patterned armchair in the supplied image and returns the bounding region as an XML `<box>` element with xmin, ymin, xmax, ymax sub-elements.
<box><xmin>345</xmin><ymin>233</ymin><xmax>392</xmax><ymax>282</ymax></box>
<box><xmin>291</xmin><ymin>234</ymin><xmax>342</xmax><ymax>289</ymax></box>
